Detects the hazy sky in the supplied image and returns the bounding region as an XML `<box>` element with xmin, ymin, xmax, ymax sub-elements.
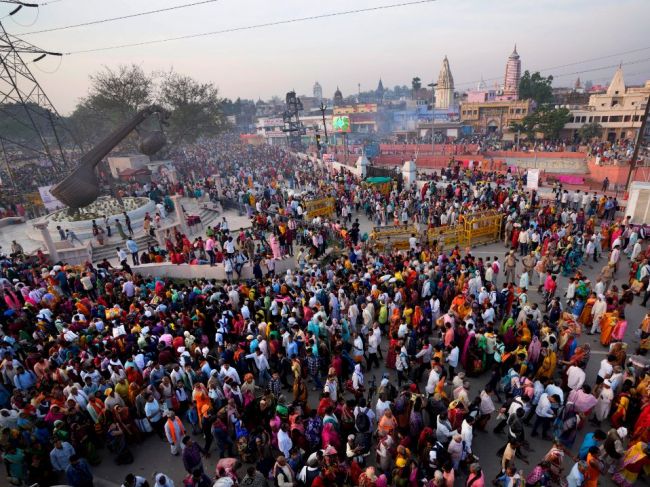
<box><xmin>3</xmin><ymin>0</ymin><xmax>650</xmax><ymax>114</ymax></box>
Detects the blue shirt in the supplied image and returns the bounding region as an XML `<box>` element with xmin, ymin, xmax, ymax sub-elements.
<box><xmin>14</xmin><ymin>371</ymin><xmax>36</xmax><ymax>390</ymax></box>
<box><xmin>126</xmin><ymin>239</ymin><xmax>138</xmax><ymax>253</ymax></box>
<box><xmin>286</xmin><ymin>341</ymin><xmax>298</xmax><ymax>358</ymax></box>
<box><xmin>579</xmin><ymin>432</ymin><xmax>598</xmax><ymax>460</ymax></box>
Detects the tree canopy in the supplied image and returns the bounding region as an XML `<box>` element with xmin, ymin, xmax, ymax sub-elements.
<box><xmin>578</xmin><ymin>122</ymin><xmax>603</xmax><ymax>142</ymax></box>
<box><xmin>510</xmin><ymin>107</ymin><xmax>571</xmax><ymax>140</ymax></box>
<box><xmin>518</xmin><ymin>70</ymin><xmax>554</xmax><ymax>105</ymax></box>
<box><xmin>159</xmin><ymin>71</ymin><xmax>227</xmax><ymax>145</ymax></box>
<box><xmin>67</xmin><ymin>64</ymin><xmax>228</xmax><ymax>148</ymax></box>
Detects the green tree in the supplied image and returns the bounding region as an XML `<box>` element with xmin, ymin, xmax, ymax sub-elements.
<box><xmin>159</xmin><ymin>71</ymin><xmax>228</xmax><ymax>145</ymax></box>
<box><xmin>510</xmin><ymin>107</ymin><xmax>571</xmax><ymax>140</ymax></box>
<box><xmin>536</xmin><ymin>107</ymin><xmax>571</xmax><ymax>139</ymax></box>
<box><xmin>578</xmin><ymin>122</ymin><xmax>603</xmax><ymax>142</ymax></box>
<box><xmin>85</xmin><ymin>64</ymin><xmax>154</xmax><ymax>120</ymax></box>
<box><xmin>69</xmin><ymin>64</ymin><xmax>154</xmax><ymax>147</ymax></box>
<box><xmin>518</xmin><ymin>70</ymin><xmax>554</xmax><ymax>105</ymax></box>
<box><xmin>411</xmin><ymin>77</ymin><xmax>422</xmax><ymax>92</ymax></box>
<box><xmin>509</xmin><ymin>114</ymin><xmax>538</xmax><ymax>140</ymax></box>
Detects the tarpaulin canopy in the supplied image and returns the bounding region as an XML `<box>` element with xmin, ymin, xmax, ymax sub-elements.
<box><xmin>366</xmin><ymin>176</ymin><xmax>392</xmax><ymax>184</ymax></box>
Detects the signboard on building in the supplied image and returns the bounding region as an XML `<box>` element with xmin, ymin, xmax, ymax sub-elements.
<box><xmin>526</xmin><ymin>169</ymin><xmax>540</xmax><ymax>190</ymax></box>
<box><xmin>38</xmin><ymin>185</ymin><xmax>64</xmax><ymax>211</ymax></box>
<box><xmin>332</xmin><ymin>115</ymin><xmax>351</xmax><ymax>133</ymax></box>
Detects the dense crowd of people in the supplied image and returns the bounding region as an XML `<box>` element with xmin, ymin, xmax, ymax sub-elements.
<box><xmin>0</xmin><ymin>136</ymin><xmax>649</xmax><ymax>487</ymax></box>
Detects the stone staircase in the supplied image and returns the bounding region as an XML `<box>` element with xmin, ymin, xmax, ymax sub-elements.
<box><xmin>91</xmin><ymin>233</ymin><xmax>158</xmax><ymax>262</ymax></box>
<box><xmin>89</xmin><ymin>206</ymin><xmax>222</xmax><ymax>262</ymax></box>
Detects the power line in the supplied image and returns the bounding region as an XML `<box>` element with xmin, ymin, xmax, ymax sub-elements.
<box><xmin>64</xmin><ymin>0</ymin><xmax>438</xmax><ymax>55</ymax></box>
<box><xmin>551</xmin><ymin>58</ymin><xmax>650</xmax><ymax>78</ymax></box>
<box><xmin>22</xmin><ymin>0</ymin><xmax>221</xmax><ymax>35</ymax></box>
<box><xmin>454</xmin><ymin>45</ymin><xmax>650</xmax><ymax>88</ymax></box>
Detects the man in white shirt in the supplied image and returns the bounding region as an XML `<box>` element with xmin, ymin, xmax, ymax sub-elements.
<box><xmin>116</xmin><ymin>247</ymin><xmax>128</xmax><ymax>265</ymax></box>
<box><xmin>597</xmin><ymin>355</ymin><xmax>615</xmax><ymax>383</ymax></box>
<box><xmin>366</xmin><ymin>329</ymin><xmax>380</xmax><ymax>371</ymax></box>
<box><xmin>246</xmin><ymin>349</ymin><xmax>271</xmax><ymax>387</ymax></box>
<box><xmin>425</xmin><ymin>364</ymin><xmax>441</xmax><ymax>395</ymax></box>
<box><xmin>531</xmin><ymin>393</ymin><xmax>559</xmax><ymax>439</ymax></box>
<box><xmin>566</xmin><ymin>365</ymin><xmax>586</xmax><ymax>391</ymax></box>
<box><xmin>219</xmin><ymin>362</ymin><xmax>241</xmax><ymax>385</ymax></box>
<box><xmin>446</xmin><ymin>344</ymin><xmax>459</xmax><ymax>379</ymax></box>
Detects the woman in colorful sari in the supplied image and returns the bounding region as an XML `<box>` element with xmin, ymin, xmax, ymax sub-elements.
<box><xmin>321</xmin><ymin>421</ymin><xmax>341</xmax><ymax>450</ymax></box>
<box><xmin>386</xmin><ymin>332</ymin><xmax>399</xmax><ymax>369</ymax></box>
<box><xmin>192</xmin><ymin>383</ymin><xmax>211</xmax><ymax>427</ymax></box>
<box><xmin>600</xmin><ymin>311</ymin><xmax>619</xmax><ymax>346</ymax></box>
<box><xmin>535</xmin><ymin>346</ymin><xmax>557</xmax><ymax>381</ymax></box>
<box><xmin>554</xmin><ymin>403</ymin><xmax>580</xmax><ymax>449</ymax></box>
<box><xmin>610</xmin><ymin>386</ymin><xmax>631</xmax><ymax>429</ymax></box>
<box><xmin>460</xmin><ymin>326</ymin><xmax>476</xmax><ymax>369</ymax></box>
<box><xmin>612</xmin><ymin>318</ymin><xmax>628</xmax><ymax>343</ymax></box>
<box><xmin>611</xmin><ymin>441</ymin><xmax>650</xmax><ymax>487</ymax></box>
<box><xmin>632</xmin><ymin>401</ymin><xmax>650</xmax><ymax>443</ymax></box>
<box><xmin>567</xmin><ymin>343</ymin><xmax>591</xmax><ymax>369</ymax></box>
<box><xmin>578</xmin><ymin>292</ymin><xmax>597</xmax><ymax>327</ymax></box>
<box><xmin>389</xmin><ymin>308</ymin><xmax>401</xmax><ymax>337</ymax></box>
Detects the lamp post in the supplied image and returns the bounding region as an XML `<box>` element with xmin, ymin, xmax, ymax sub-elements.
<box><xmin>625</xmin><ymin>94</ymin><xmax>650</xmax><ymax>191</ymax></box>
<box><xmin>319</xmin><ymin>101</ymin><xmax>329</xmax><ymax>144</ymax></box>
<box><xmin>428</xmin><ymin>82</ymin><xmax>438</xmax><ymax>155</ymax></box>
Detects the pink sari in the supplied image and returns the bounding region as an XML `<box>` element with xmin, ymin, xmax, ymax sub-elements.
<box><xmin>460</xmin><ymin>330</ymin><xmax>475</xmax><ymax>368</ymax></box>
<box><xmin>612</xmin><ymin>320</ymin><xmax>628</xmax><ymax>341</ymax></box>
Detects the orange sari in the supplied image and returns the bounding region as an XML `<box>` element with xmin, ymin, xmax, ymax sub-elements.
<box><xmin>600</xmin><ymin>312</ymin><xmax>618</xmax><ymax>346</ymax></box>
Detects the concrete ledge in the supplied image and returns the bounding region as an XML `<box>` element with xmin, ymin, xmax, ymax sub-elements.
<box><xmin>0</xmin><ymin>216</ymin><xmax>25</xmax><ymax>228</ymax></box>
<box><xmin>131</xmin><ymin>258</ymin><xmax>295</xmax><ymax>281</ymax></box>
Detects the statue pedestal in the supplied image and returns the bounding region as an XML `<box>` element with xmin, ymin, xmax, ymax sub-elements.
<box><xmin>172</xmin><ymin>195</ymin><xmax>189</xmax><ymax>235</ymax></box>
<box><xmin>402</xmin><ymin>160</ymin><xmax>417</xmax><ymax>187</ymax></box>
<box><xmin>33</xmin><ymin>221</ymin><xmax>59</xmax><ymax>262</ymax></box>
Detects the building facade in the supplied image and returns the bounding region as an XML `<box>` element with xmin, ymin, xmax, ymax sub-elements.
<box><xmin>563</xmin><ymin>68</ymin><xmax>650</xmax><ymax>142</ymax></box>
<box><xmin>435</xmin><ymin>56</ymin><xmax>455</xmax><ymax>109</ymax></box>
<box><xmin>460</xmin><ymin>99</ymin><xmax>532</xmax><ymax>135</ymax></box>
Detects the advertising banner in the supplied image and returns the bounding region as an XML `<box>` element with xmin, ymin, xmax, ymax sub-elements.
<box><xmin>38</xmin><ymin>185</ymin><xmax>64</xmax><ymax>211</ymax></box>
<box><xmin>526</xmin><ymin>169</ymin><xmax>540</xmax><ymax>190</ymax></box>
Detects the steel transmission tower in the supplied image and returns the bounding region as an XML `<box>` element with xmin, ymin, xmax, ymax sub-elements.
<box><xmin>0</xmin><ymin>2</ymin><xmax>78</xmax><ymax>176</ymax></box>
<box><xmin>282</xmin><ymin>91</ymin><xmax>305</xmax><ymax>151</ymax></box>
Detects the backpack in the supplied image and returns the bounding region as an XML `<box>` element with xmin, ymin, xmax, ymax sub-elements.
<box><xmin>355</xmin><ymin>408</ymin><xmax>371</xmax><ymax>433</ymax></box>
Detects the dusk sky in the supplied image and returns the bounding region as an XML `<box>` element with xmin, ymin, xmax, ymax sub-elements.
<box><xmin>3</xmin><ymin>0</ymin><xmax>650</xmax><ymax>114</ymax></box>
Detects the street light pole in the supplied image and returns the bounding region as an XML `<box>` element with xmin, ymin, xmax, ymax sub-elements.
<box><xmin>428</xmin><ymin>82</ymin><xmax>438</xmax><ymax>156</ymax></box>
<box><xmin>625</xmin><ymin>94</ymin><xmax>650</xmax><ymax>192</ymax></box>
<box><xmin>319</xmin><ymin>101</ymin><xmax>329</xmax><ymax>144</ymax></box>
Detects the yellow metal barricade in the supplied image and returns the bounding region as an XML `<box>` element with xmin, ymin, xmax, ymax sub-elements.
<box><xmin>304</xmin><ymin>197</ymin><xmax>336</xmax><ymax>219</ymax></box>
<box><xmin>424</xmin><ymin>211</ymin><xmax>503</xmax><ymax>250</ymax></box>
<box><xmin>427</xmin><ymin>225</ymin><xmax>467</xmax><ymax>250</ymax></box>
<box><xmin>370</xmin><ymin>224</ymin><xmax>418</xmax><ymax>251</ymax></box>
<box><xmin>463</xmin><ymin>211</ymin><xmax>503</xmax><ymax>247</ymax></box>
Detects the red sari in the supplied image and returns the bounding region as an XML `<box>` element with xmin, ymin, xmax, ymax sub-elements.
<box><xmin>386</xmin><ymin>337</ymin><xmax>399</xmax><ymax>369</ymax></box>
